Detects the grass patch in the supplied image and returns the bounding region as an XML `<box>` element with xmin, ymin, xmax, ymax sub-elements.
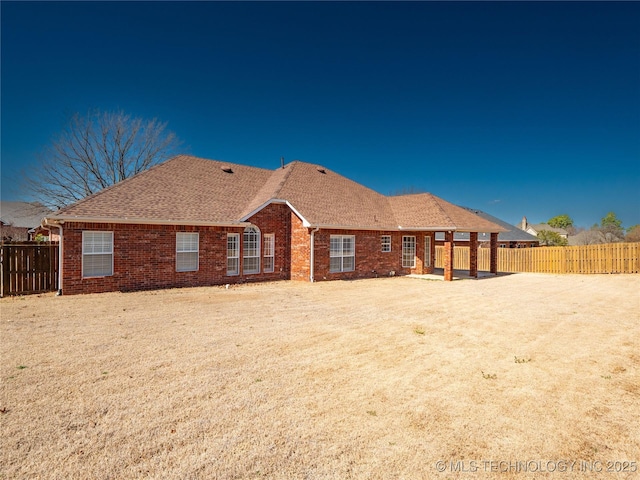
<box><xmin>514</xmin><ymin>356</ymin><xmax>531</xmax><ymax>363</ymax></box>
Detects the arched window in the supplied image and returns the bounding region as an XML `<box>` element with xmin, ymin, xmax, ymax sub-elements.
<box><xmin>243</xmin><ymin>225</ymin><xmax>261</xmax><ymax>274</ymax></box>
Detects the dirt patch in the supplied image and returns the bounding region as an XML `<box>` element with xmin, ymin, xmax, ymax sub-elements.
<box><xmin>1</xmin><ymin>273</ymin><xmax>639</xmax><ymax>479</ymax></box>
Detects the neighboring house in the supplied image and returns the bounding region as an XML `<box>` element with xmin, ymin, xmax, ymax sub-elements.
<box><xmin>43</xmin><ymin>155</ymin><xmax>506</xmax><ymax>295</ymax></box>
<box><xmin>519</xmin><ymin>216</ymin><xmax>568</xmax><ymax>239</ymax></box>
<box><xmin>568</xmin><ymin>229</ymin><xmax>624</xmax><ymax>245</ymax></box>
<box><xmin>0</xmin><ymin>201</ymin><xmax>55</xmax><ymax>242</ymax></box>
<box><xmin>435</xmin><ymin>208</ymin><xmax>540</xmax><ymax>248</ymax></box>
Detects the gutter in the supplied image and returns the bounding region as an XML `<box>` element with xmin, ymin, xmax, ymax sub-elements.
<box><xmin>41</xmin><ymin>218</ymin><xmax>63</xmax><ymax>296</ymax></box>
<box><xmin>309</xmin><ymin>227</ymin><xmax>320</xmax><ymax>282</ymax></box>
<box><xmin>43</xmin><ymin>215</ymin><xmax>250</xmax><ymax>228</ymax></box>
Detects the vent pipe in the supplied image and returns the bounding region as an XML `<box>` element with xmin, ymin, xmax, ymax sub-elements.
<box><xmin>280</xmin><ymin>157</ymin><xmax>284</xmax><ymax>169</ymax></box>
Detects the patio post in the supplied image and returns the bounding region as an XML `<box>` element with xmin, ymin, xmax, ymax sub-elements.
<box><xmin>490</xmin><ymin>232</ymin><xmax>498</xmax><ymax>275</ymax></box>
<box><xmin>444</xmin><ymin>231</ymin><xmax>454</xmax><ymax>281</ymax></box>
<box><xmin>469</xmin><ymin>232</ymin><xmax>478</xmax><ymax>278</ymax></box>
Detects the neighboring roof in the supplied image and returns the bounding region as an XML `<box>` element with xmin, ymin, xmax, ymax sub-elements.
<box><xmin>568</xmin><ymin>229</ymin><xmax>624</xmax><ymax>246</ymax></box>
<box><xmin>47</xmin><ymin>155</ymin><xmax>506</xmax><ymax>232</ymax></box>
<box><xmin>435</xmin><ymin>208</ymin><xmax>540</xmax><ymax>242</ymax></box>
<box><xmin>0</xmin><ymin>201</ymin><xmax>52</xmax><ymax>228</ymax></box>
<box><xmin>527</xmin><ymin>223</ymin><xmax>568</xmax><ymax>236</ymax></box>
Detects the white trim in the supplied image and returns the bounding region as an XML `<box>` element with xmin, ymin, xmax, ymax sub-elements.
<box><xmin>176</xmin><ymin>232</ymin><xmax>199</xmax><ymax>272</ymax></box>
<box><xmin>243</xmin><ymin>225</ymin><xmax>261</xmax><ymax>275</ymax></box>
<box><xmin>381</xmin><ymin>235</ymin><xmax>391</xmax><ymax>252</ymax></box>
<box><xmin>82</xmin><ymin>231</ymin><xmax>114</xmax><ymax>278</ymax></box>
<box><xmin>402</xmin><ymin>235</ymin><xmax>416</xmax><ymax>269</ymax></box>
<box><xmin>45</xmin><ymin>216</ymin><xmax>504</xmax><ymax>234</ymax></box>
<box><xmin>263</xmin><ymin>233</ymin><xmax>275</xmax><ymax>273</ymax></box>
<box><xmin>239</xmin><ymin>199</ymin><xmax>312</xmax><ymax>227</ymax></box>
<box><xmin>329</xmin><ymin>234</ymin><xmax>355</xmax><ymax>273</ymax></box>
<box><xmin>226</xmin><ymin>233</ymin><xmax>240</xmax><ymax>276</ymax></box>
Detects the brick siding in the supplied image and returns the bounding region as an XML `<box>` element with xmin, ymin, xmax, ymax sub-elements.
<box><xmin>62</xmin><ymin>203</ymin><xmax>292</xmax><ymax>295</ymax></box>
<box><xmin>62</xmin><ymin>207</ymin><xmax>439</xmax><ymax>294</ymax></box>
<box><xmin>311</xmin><ymin>230</ymin><xmax>435</xmax><ymax>282</ymax></box>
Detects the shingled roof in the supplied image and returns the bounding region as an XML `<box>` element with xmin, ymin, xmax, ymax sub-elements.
<box><xmin>435</xmin><ymin>207</ymin><xmax>540</xmax><ymax>242</ymax></box>
<box><xmin>48</xmin><ymin>155</ymin><xmax>506</xmax><ymax>232</ymax></box>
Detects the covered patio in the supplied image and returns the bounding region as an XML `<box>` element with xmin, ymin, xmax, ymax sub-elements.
<box><xmin>438</xmin><ymin>231</ymin><xmax>500</xmax><ymax>281</ymax></box>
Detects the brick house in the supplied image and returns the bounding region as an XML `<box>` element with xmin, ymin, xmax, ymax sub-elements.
<box><xmin>42</xmin><ymin>155</ymin><xmax>505</xmax><ymax>295</ymax></box>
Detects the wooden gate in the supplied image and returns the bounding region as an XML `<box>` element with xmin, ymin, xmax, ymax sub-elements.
<box><xmin>1</xmin><ymin>243</ymin><xmax>59</xmax><ymax>296</ymax></box>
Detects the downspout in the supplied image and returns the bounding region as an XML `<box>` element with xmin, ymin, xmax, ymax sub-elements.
<box><xmin>309</xmin><ymin>227</ymin><xmax>320</xmax><ymax>282</ymax></box>
<box><xmin>42</xmin><ymin>219</ymin><xmax>63</xmax><ymax>296</ymax></box>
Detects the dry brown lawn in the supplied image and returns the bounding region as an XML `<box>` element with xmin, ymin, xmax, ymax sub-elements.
<box><xmin>1</xmin><ymin>273</ymin><xmax>639</xmax><ymax>479</ymax></box>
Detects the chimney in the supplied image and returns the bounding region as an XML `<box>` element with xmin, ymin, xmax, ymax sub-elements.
<box><xmin>280</xmin><ymin>157</ymin><xmax>284</xmax><ymax>169</ymax></box>
<box><xmin>521</xmin><ymin>216</ymin><xmax>527</xmax><ymax>230</ymax></box>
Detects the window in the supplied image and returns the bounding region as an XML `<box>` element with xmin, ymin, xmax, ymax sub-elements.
<box><xmin>424</xmin><ymin>236</ymin><xmax>431</xmax><ymax>267</ymax></box>
<box><xmin>176</xmin><ymin>232</ymin><xmax>198</xmax><ymax>272</ymax></box>
<box><xmin>402</xmin><ymin>236</ymin><xmax>416</xmax><ymax>268</ymax></box>
<box><xmin>227</xmin><ymin>233</ymin><xmax>239</xmax><ymax>275</ymax></box>
<box><xmin>330</xmin><ymin>235</ymin><xmax>355</xmax><ymax>273</ymax></box>
<box><xmin>82</xmin><ymin>231</ymin><xmax>113</xmax><ymax>277</ymax></box>
<box><xmin>381</xmin><ymin>235</ymin><xmax>391</xmax><ymax>252</ymax></box>
<box><xmin>243</xmin><ymin>226</ymin><xmax>260</xmax><ymax>274</ymax></box>
<box><xmin>263</xmin><ymin>234</ymin><xmax>274</xmax><ymax>273</ymax></box>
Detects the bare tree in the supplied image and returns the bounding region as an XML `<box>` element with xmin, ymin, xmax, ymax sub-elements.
<box><xmin>27</xmin><ymin>110</ymin><xmax>181</xmax><ymax>209</ymax></box>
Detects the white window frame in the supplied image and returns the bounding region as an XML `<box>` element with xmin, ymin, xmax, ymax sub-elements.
<box><xmin>381</xmin><ymin>235</ymin><xmax>391</xmax><ymax>252</ymax></box>
<box><xmin>263</xmin><ymin>233</ymin><xmax>275</xmax><ymax>273</ymax></box>
<box><xmin>424</xmin><ymin>236</ymin><xmax>431</xmax><ymax>268</ymax></box>
<box><xmin>176</xmin><ymin>232</ymin><xmax>199</xmax><ymax>272</ymax></box>
<box><xmin>402</xmin><ymin>236</ymin><xmax>416</xmax><ymax>268</ymax></box>
<box><xmin>82</xmin><ymin>231</ymin><xmax>113</xmax><ymax>278</ymax></box>
<box><xmin>227</xmin><ymin>233</ymin><xmax>240</xmax><ymax>276</ymax></box>
<box><xmin>330</xmin><ymin>235</ymin><xmax>355</xmax><ymax>273</ymax></box>
<box><xmin>243</xmin><ymin>226</ymin><xmax>261</xmax><ymax>275</ymax></box>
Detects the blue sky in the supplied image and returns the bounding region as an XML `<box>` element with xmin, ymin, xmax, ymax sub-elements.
<box><xmin>2</xmin><ymin>1</ymin><xmax>639</xmax><ymax>228</ymax></box>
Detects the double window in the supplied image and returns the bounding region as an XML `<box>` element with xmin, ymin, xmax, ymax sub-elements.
<box><xmin>82</xmin><ymin>231</ymin><xmax>113</xmax><ymax>278</ymax></box>
<box><xmin>402</xmin><ymin>236</ymin><xmax>416</xmax><ymax>268</ymax></box>
<box><xmin>330</xmin><ymin>235</ymin><xmax>355</xmax><ymax>273</ymax></box>
<box><xmin>176</xmin><ymin>232</ymin><xmax>199</xmax><ymax>272</ymax></box>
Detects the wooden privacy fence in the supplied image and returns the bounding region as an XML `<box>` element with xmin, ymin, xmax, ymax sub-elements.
<box><xmin>435</xmin><ymin>243</ymin><xmax>640</xmax><ymax>274</ymax></box>
<box><xmin>1</xmin><ymin>243</ymin><xmax>59</xmax><ymax>296</ymax></box>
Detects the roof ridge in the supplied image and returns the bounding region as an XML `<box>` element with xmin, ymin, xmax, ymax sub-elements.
<box><xmin>270</xmin><ymin>161</ymin><xmax>298</xmax><ymax>198</ymax></box>
<box><xmin>430</xmin><ymin>194</ymin><xmax>458</xmax><ymax>227</ymax></box>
